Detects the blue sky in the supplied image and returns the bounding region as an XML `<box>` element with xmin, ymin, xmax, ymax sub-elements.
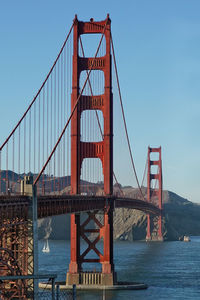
<box><xmin>0</xmin><ymin>1</ymin><xmax>200</xmax><ymax>203</ymax></box>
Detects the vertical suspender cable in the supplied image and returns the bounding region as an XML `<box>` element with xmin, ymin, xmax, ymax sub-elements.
<box><xmin>0</xmin><ymin>22</ymin><xmax>74</xmax><ymax>195</ymax></box>
<box><xmin>0</xmin><ymin>23</ymin><xmax>74</xmax><ymax>153</ymax></box>
<box><xmin>6</xmin><ymin>143</ymin><xmax>8</xmax><ymax>193</ymax></box>
<box><xmin>42</xmin><ymin>87</ymin><xmax>45</xmax><ymax>194</ymax></box>
<box><xmin>24</xmin><ymin>117</ymin><xmax>26</xmax><ymax>176</ymax></box>
<box><xmin>34</xmin><ymin>102</ymin><xmax>36</xmax><ymax>175</ymax></box>
<box><xmin>51</xmin><ymin>74</ymin><xmax>53</xmax><ymax>189</ymax></box>
<box><xmin>12</xmin><ymin>133</ymin><xmax>14</xmax><ymax>191</ymax></box>
<box><xmin>34</xmin><ymin>19</ymin><xmax>109</xmax><ymax>185</ymax></box>
<box><xmin>63</xmin><ymin>46</ymin><xmax>66</xmax><ymax>189</ymax></box>
<box><xmin>67</xmin><ymin>36</ymin><xmax>69</xmax><ymax>185</ymax></box>
<box><xmin>111</xmin><ymin>35</ymin><xmax>144</xmax><ymax>200</ymax></box>
<box><xmin>47</xmin><ymin>80</ymin><xmax>49</xmax><ymax>193</ymax></box>
<box><xmin>0</xmin><ymin>150</ymin><xmax>1</xmax><ymax>194</ymax></box>
<box><xmin>57</xmin><ymin>59</ymin><xmax>60</xmax><ymax>193</ymax></box>
<box><xmin>38</xmin><ymin>94</ymin><xmax>41</xmax><ymax>185</ymax></box>
<box><xmin>61</xmin><ymin>55</ymin><xmax>63</xmax><ymax>192</ymax></box>
<box><xmin>79</xmin><ymin>37</ymin><xmax>123</xmax><ymax>196</ymax></box>
<box><xmin>18</xmin><ymin>125</ymin><xmax>21</xmax><ymax>188</ymax></box>
<box><xmin>141</xmin><ymin>156</ymin><xmax>148</xmax><ymax>189</ymax></box>
<box><xmin>54</xmin><ymin>65</ymin><xmax>57</xmax><ymax>192</ymax></box>
<box><xmin>29</xmin><ymin>110</ymin><xmax>31</xmax><ymax>173</ymax></box>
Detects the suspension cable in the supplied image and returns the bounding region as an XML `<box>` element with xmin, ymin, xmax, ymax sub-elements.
<box><xmin>0</xmin><ymin>22</ymin><xmax>74</xmax><ymax>151</ymax></box>
<box><xmin>79</xmin><ymin>37</ymin><xmax>124</xmax><ymax>197</ymax></box>
<box><xmin>141</xmin><ymin>154</ymin><xmax>148</xmax><ymax>188</ymax></box>
<box><xmin>34</xmin><ymin>18</ymin><xmax>109</xmax><ymax>185</ymax></box>
<box><xmin>111</xmin><ymin>34</ymin><xmax>145</xmax><ymax>200</ymax></box>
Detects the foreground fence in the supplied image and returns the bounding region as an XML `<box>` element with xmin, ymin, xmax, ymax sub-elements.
<box><xmin>39</xmin><ymin>284</ymin><xmax>76</xmax><ymax>300</ymax></box>
<box><xmin>37</xmin><ymin>288</ymin><xmax>75</xmax><ymax>300</ymax></box>
<box><xmin>0</xmin><ymin>274</ymin><xmax>76</xmax><ymax>300</ymax></box>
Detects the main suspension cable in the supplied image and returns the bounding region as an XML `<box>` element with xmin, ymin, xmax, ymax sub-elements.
<box><xmin>111</xmin><ymin>34</ymin><xmax>145</xmax><ymax>200</ymax></box>
<box><xmin>79</xmin><ymin>36</ymin><xmax>124</xmax><ymax>197</ymax></box>
<box><xmin>34</xmin><ymin>18</ymin><xmax>109</xmax><ymax>185</ymax></box>
<box><xmin>0</xmin><ymin>21</ymin><xmax>74</xmax><ymax>151</ymax></box>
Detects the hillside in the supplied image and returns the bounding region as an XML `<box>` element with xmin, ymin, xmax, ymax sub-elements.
<box><xmin>1</xmin><ymin>171</ymin><xmax>198</xmax><ymax>241</ymax></box>
<box><xmin>38</xmin><ymin>187</ymin><xmax>200</xmax><ymax>241</ymax></box>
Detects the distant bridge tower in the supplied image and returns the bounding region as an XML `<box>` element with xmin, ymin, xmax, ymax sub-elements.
<box><xmin>66</xmin><ymin>15</ymin><xmax>115</xmax><ymax>285</ymax></box>
<box><xmin>146</xmin><ymin>147</ymin><xmax>163</xmax><ymax>241</ymax></box>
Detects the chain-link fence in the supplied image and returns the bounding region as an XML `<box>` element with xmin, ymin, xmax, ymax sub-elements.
<box><xmin>0</xmin><ymin>287</ymin><xmax>75</xmax><ymax>300</ymax></box>
<box><xmin>0</xmin><ymin>275</ymin><xmax>76</xmax><ymax>300</ymax></box>
<box><xmin>38</xmin><ymin>287</ymin><xmax>74</xmax><ymax>299</ymax></box>
<box><xmin>38</xmin><ymin>285</ymin><xmax>75</xmax><ymax>300</ymax></box>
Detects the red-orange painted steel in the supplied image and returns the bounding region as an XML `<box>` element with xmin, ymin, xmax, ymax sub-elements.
<box><xmin>0</xmin><ymin>198</ymin><xmax>29</xmax><ymax>298</ymax></box>
<box><xmin>146</xmin><ymin>146</ymin><xmax>163</xmax><ymax>240</ymax></box>
<box><xmin>69</xmin><ymin>15</ymin><xmax>114</xmax><ymax>275</ymax></box>
<box><xmin>0</xmin><ymin>194</ymin><xmax>161</xmax><ymax>219</ymax></box>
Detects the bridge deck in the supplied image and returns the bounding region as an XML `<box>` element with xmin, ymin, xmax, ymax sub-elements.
<box><xmin>0</xmin><ymin>194</ymin><xmax>161</xmax><ymax>219</ymax></box>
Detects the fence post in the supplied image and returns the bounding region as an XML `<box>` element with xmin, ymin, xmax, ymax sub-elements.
<box><xmin>73</xmin><ymin>284</ymin><xmax>76</xmax><ymax>300</ymax></box>
<box><xmin>56</xmin><ymin>285</ymin><xmax>60</xmax><ymax>300</ymax></box>
<box><xmin>52</xmin><ymin>277</ymin><xmax>56</xmax><ymax>300</ymax></box>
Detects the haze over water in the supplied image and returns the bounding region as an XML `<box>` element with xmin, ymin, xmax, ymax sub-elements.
<box><xmin>39</xmin><ymin>237</ymin><xmax>200</xmax><ymax>299</ymax></box>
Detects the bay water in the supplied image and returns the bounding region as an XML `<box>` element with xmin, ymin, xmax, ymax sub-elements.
<box><xmin>39</xmin><ymin>237</ymin><xmax>200</xmax><ymax>299</ymax></box>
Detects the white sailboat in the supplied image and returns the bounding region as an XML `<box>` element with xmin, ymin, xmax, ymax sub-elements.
<box><xmin>42</xmin><ymin>239</ymin><xmax>50</xmax><ymax>253</ymax></box>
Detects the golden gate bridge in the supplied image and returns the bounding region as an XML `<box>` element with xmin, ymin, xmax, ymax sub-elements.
<box><xmin>0</xmin><ymin>14</ymin><xmax>163</xmax><ymax>298</ymax></box>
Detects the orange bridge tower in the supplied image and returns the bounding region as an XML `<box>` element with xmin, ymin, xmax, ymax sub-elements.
<box><xmin>66</xmin><ymin>15</ymin><xmax>115</xmax><ymax>286</ymax></box>
<box><xmin>146</xmin><ymin>147</ymin><xmax>163</xmax><ymax>241</ymax></box>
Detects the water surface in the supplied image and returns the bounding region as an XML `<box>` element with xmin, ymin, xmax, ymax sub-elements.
<box><xmin>39</xmin><ymin>237</ymin><xmax>200</xmax><ymax>299</ymax></box>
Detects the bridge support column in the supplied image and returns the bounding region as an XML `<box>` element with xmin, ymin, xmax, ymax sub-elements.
<box><xmin>146</xmin><ymin>147</ymin><xmax>163</xmax><ymax>242</ymax></box>
<box><xmin>100</xmin><ymin>210</ymin><xmax>115</xmax><ymax>285</ymax></box>
<box><xmin>21</xmin><ymin>176</ymin><xmax>39</xmax><ymax>296</ymax></box>
<box><xmin>66</xmin><ymin>208</ymin><xmax>116</xmax><ymax>286</ymax></box>
<box><xmin>67</xmin><ymin>15</ymin><xmax>116</xmax><ymax>285</ymax></box>
<box><xmin>67</xmin><ymin>214</ymin><xmax>80</xmax><ymax>285</ymax></box>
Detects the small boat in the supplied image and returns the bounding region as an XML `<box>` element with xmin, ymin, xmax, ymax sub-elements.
<box><xmin>183</xmin><ymin>236</ymin><xmax>190</xmax><ymax>242</ymax></box>
<box><xmin>42</xmin><ymin>239</ymin><xmax>50</xmax><ymax>253</ymax></box>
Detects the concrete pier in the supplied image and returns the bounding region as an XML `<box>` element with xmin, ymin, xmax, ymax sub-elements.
<box><xmin>39</xmin><ymin>280</ymin><xmax>148</xmax><ymax>291</ymax></box>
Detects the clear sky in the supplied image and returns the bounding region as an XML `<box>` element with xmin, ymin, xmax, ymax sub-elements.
<box><xmin>0</xmin><ymin>1</ymin><xmax>200</xmax><ymax>203</ymax></box>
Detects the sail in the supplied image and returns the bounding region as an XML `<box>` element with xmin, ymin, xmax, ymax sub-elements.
<box><xmin>42</xmin><ymin>239</ymin><xmax>50</xmax><ymax>253</ymax></box>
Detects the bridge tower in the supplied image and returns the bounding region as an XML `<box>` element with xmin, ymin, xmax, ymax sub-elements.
<box><xmin>146</xmin><ymin>147</ymin><xmax>163</xmax><ymax>241</ymax></box>
<box><xmin>66</xmin><ymin>15</ymin><xmax>115</xmax><ymax>285</ymax></box>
